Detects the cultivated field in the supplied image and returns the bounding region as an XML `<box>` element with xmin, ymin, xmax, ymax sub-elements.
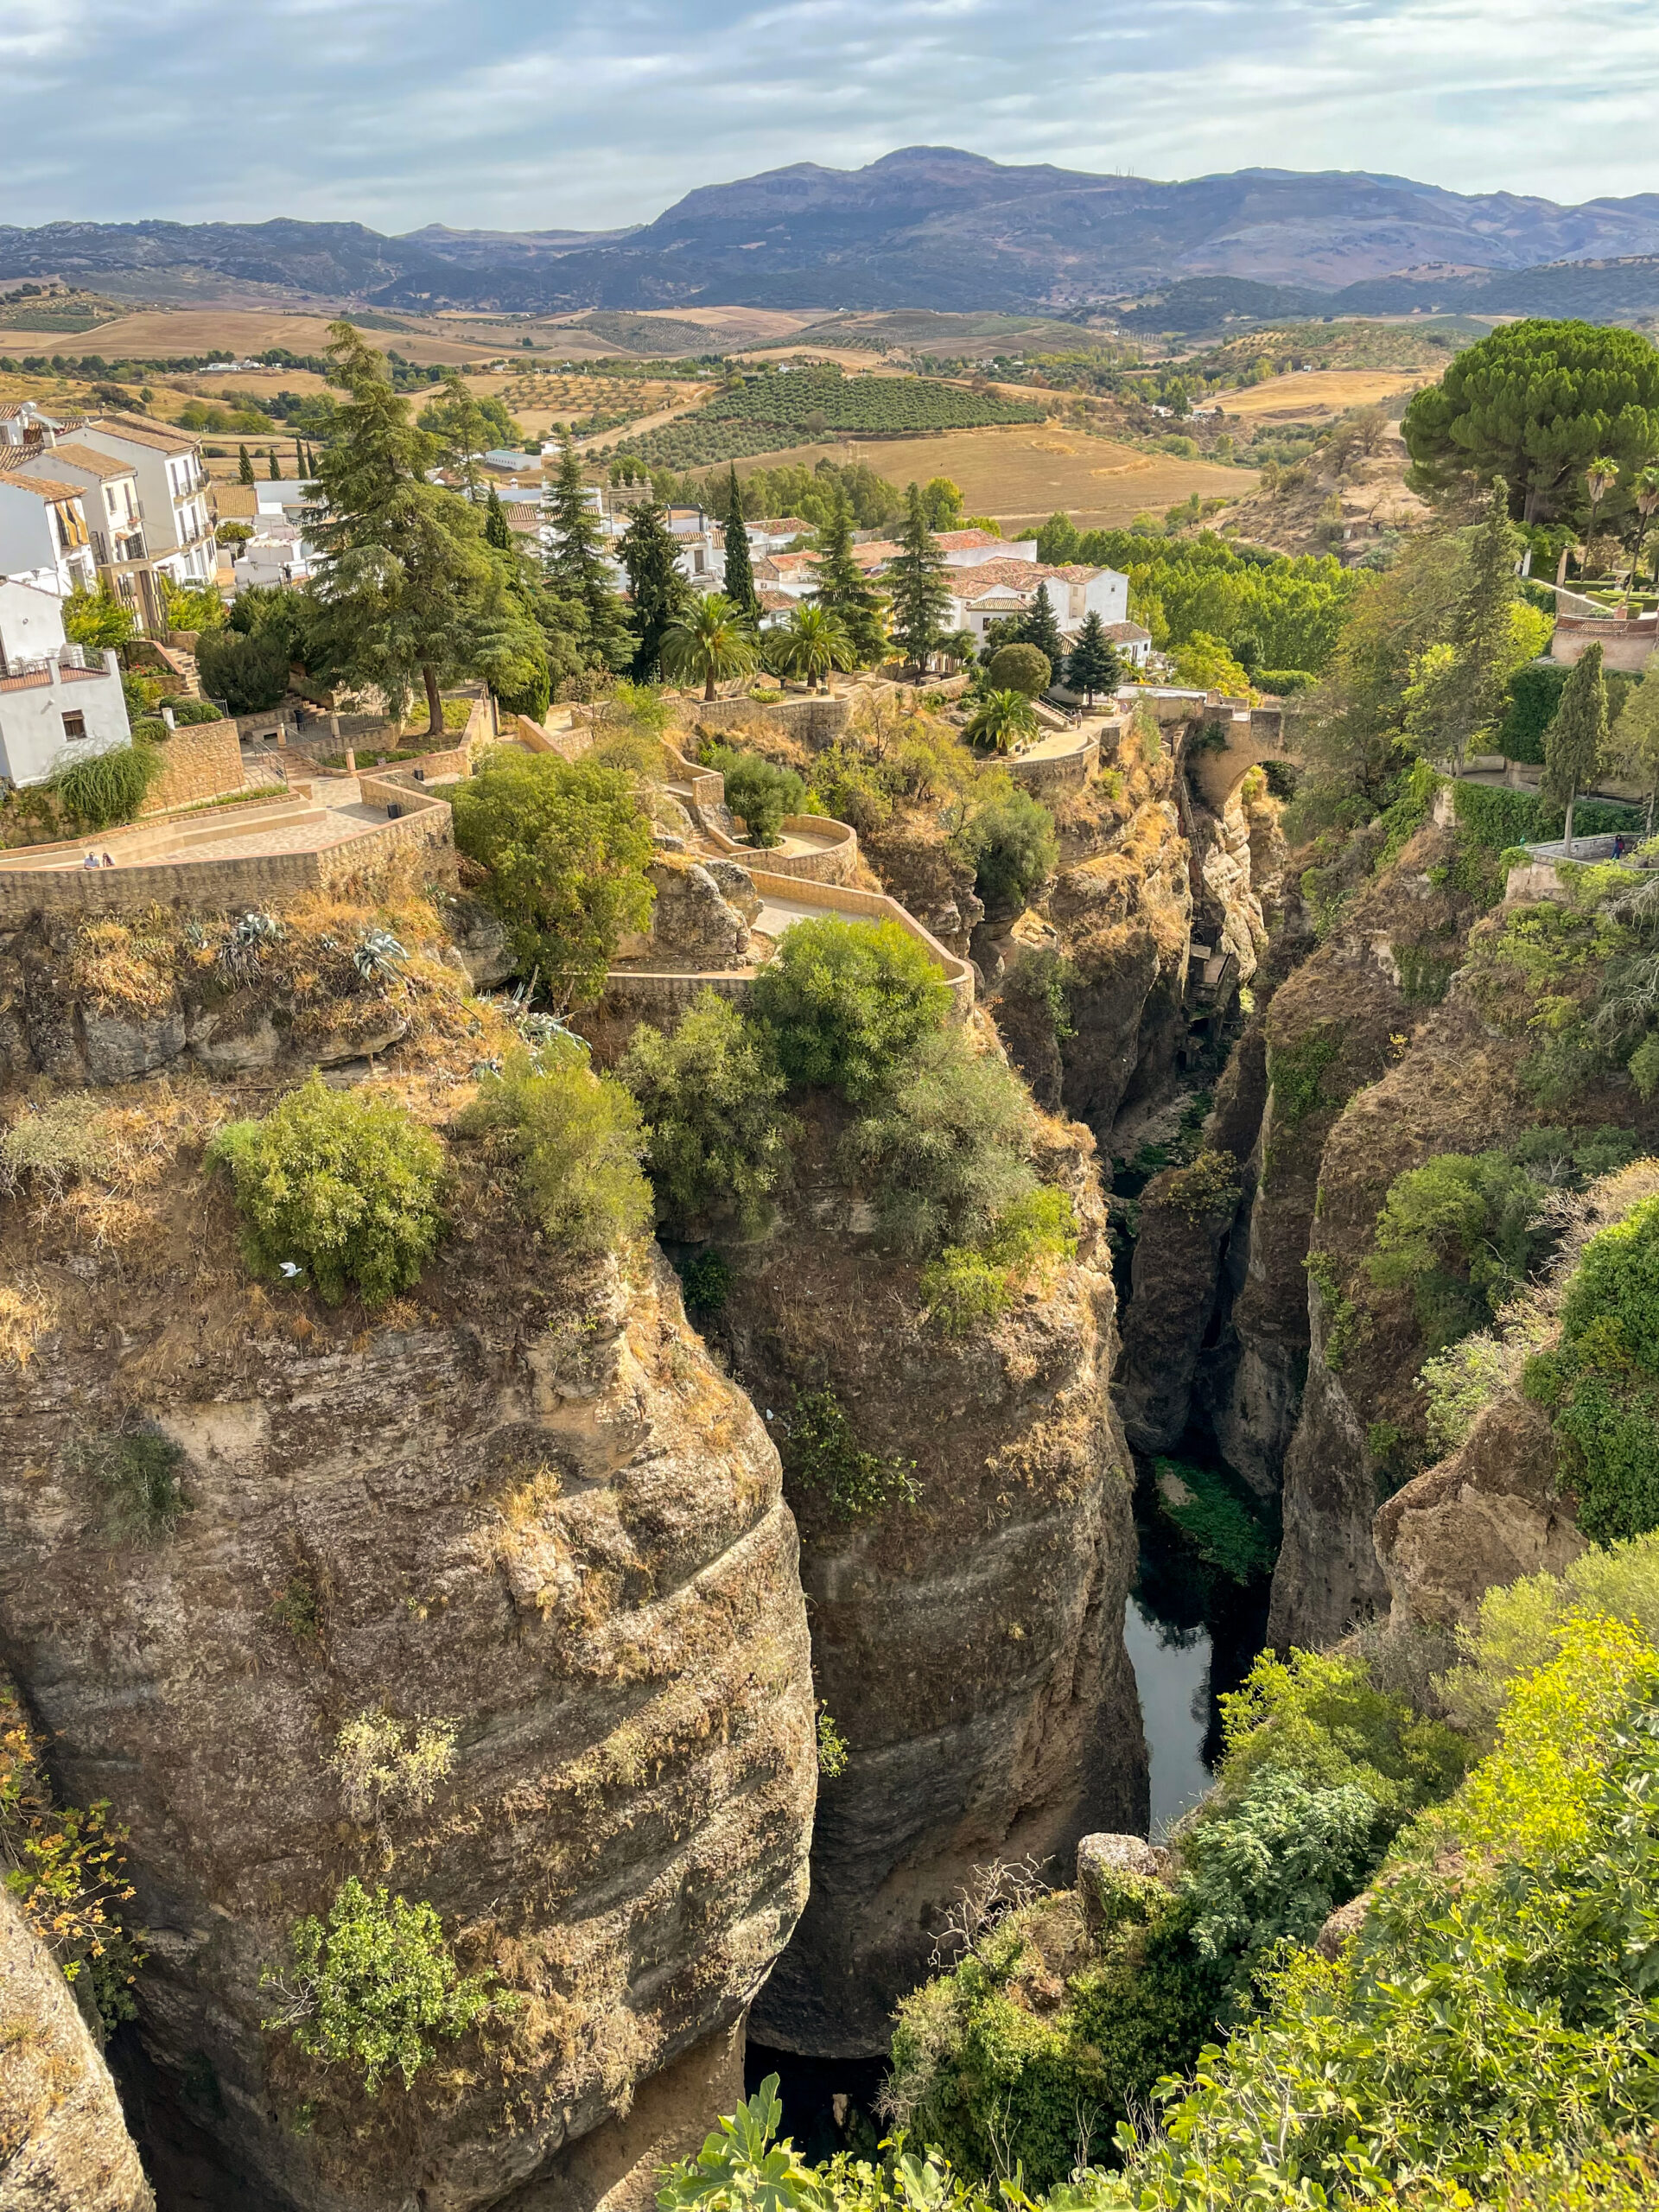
<box><xmin>1220</xmin><ymin>367</ymin><xmax>1430</xmax><ymax>423</ymax></box>
<box><xmin>730</xmin><ymin>423</ymin><xmax>1255</xmax><ymax>527</ymax></box>
<box><xmin>0</xmin><ymin>308</ymin><xmax>506</xmax><ymax>366</ymax></box>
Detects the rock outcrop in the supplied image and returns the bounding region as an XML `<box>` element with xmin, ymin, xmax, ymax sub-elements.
<box><xmin>709</xmin><ymin>1092</ymin><xmax>1147</xmax><ymax>2056</ymax></box>
<box><xmin>0</xmin><ymin>999</ymin><xmax>817</xmax><ymax>2205</ymax></box>
<box><xmin>0</xmin><ymin>1888</ymin><xmax>153</xmax><ymax>2212</ymax></box>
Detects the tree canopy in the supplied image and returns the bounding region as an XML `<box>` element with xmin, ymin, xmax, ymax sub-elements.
<box><xmin>1403</xmin><ymin>321</ymin><xmax>1659</xmax><ymax>524</ymax></box>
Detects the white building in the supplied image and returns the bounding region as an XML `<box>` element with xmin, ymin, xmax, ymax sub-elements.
<box><xmin>934</xmin><ymin>529</ymin><xmax>1039</xmax><ymax>568</ymax></box>
<box><xmin>0</xmin><ymin>576</ymin><xmax>131</xmax><ymax>788</ymax></box>
<box><xmin>73</xmin><ymin>416</ymin><xmax>216</xmax><ymax>588</ymax></box>
<box><xmin>0</xmin><ymin>466</ymin><xmax>98</xmax><ymax>597</ymax></box>
<box><xmin>10</xmin><ymin>442</ymin><xmax>162</xmax><ymax>632</ymax></box>
<box><xmin>943</xmin><ymin>560</ymin><xmax>1131</xmax><ymax>650</ymax></box>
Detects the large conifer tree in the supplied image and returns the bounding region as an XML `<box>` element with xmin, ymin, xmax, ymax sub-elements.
<box><xmin>888</xmin><ymin>482</ymin><xmax>951</xmax><ymax>676</ymax></box>
<box><xmin>810</xmin><ymin>488</ymin><xmax>887</xmax><ymax>664</ymax></box>
<box><xmin>1065</xmin><ymin>611</ymin><xmax>1122</xmax><ymax>705</ymax></box>
<box><xmin>1442</xmin><ymin>478</ymin><xmax>1522</xmax><ymax>772</ymax></box>
<box><xmin>1543</xmin><ymin>640</ymin><xmax>1608</xmax><ymax>857</ymax></box>
<box><xmin>544</xmin><ymin>435</ymin><xmax>630</xmax><ymax>672</ymax></box>
<box><xmin>1018</xmin><ymin>581</ymin><xmax>1065</xmax><ymax>672</ymax></box>
<box><xmin>722</xmin><ymin>466</ymin><xmax>760</xmax><ymax>620</ymax></box>
<box><xmin>619</xmin><ymin>499</ymin><xmax>691</xmax><ymax>682</ymax></box>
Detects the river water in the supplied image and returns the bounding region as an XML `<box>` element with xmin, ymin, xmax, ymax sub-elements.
<box><xmin>1122</xmin><ymin>1595</ymin><xmax>1215</xmax><ymax>1836</ymax></box>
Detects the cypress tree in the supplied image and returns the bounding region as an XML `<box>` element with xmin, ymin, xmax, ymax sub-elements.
<box><xmin>810</xmin><ymin>488</ymin><xmax>887</xmax><ymax>664</ymax></box>
<box><xmin>1543</xmin><ymin>641</ymin><xmax>1608</xmax><ymax>857</ymax></box>
<box><xmin>484</xmin><ymin>485</ymin><xmax>512</xmax><ymax>551</ymax></box>
<box><xmin>544</xmin><ymin>435</ymin><xmax>630</xmax><ymax>671</ymax></box>
<box><xmin>267</xmin><ymin>448</ymin><xmax>282</xmax><ymax>480</ymax></box>
<box><xmin>888</xmin><ymin>482</ymin><xmax>951</xmax><ymax>677</ymax></box>
<box><xmin>1019</xmin><ymin>581</ymin><xmax>1065</xmax><ymax>671</ymax></box>
<box><xmin>722</xmin><ymin>466</ymin><xmax>760</xmax><ymax>619</ymax></box>
<box><xmin>1443</xmin><ymin>478</ymin><xmax>1522</xmax><ymax>772</ymax></box>
<box><xmin>618</xmin><ymin>499</ymin><xmax>691</xmax><ymax>682</ymax></box>
<box><xmin>1065</xmin><ymin>610</ymin><xmax>1122</xmax><ymax>705</ymax></box>
<box><xmin>238</xmin><ymin>444</ymin><xmax>255</xmax><ymax>486</ymax></box>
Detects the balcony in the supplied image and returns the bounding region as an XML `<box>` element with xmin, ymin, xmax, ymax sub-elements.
<box><xmin>91</xmin><ymin>527</ymin><xmax>149</xmax><ymax>567</ymax></box>
<box><xmin>0</xmin><ymin>645</ymin><xmax>107</xmax><ymax>693</ymax></box>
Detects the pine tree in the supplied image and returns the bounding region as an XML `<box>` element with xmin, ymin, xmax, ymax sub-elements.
<box><xmin>1018</xmin><ymin>582</ymin><xmax>1065</xmax><ymax>672</ymax></box>
<box><xmin>237</xmin><ymin>444</ymin><xmax>255</xmax><ymax>487</ymax></box>
<box><xmin>888</xmin><ymin>482</ymin><xmax>951</xmax><ymax>677</ymax></box>
<box><xmin>305</xmin><ymin>321</ymin><xmax>544</xmax><ymax>735</ymax></box>
<box><xmin>544</xmin><ymin>435</ymin><xmax>630</xmax><ymax>672</ymax></box>
<box><xmin>1065</xmin><ymin>610</ymin><xmax>1122</xmax><ymax>705</ymax></box>
<box><xmin>1542</xmin><ymin>641</ymin><xmax>1608</xmax><ymax>857</ymax></box>
<box><xmin>1443</xmin><ymin>479</ymin><xmax>1522</xmax><ymax>772</ymax></box>
<box><xmin>267</xmin><ymin>448</ymin><xmax>282</xmax><ymax>480</ymax></box>
<box><xmin>484</xmin><ymin>485</ymin><xmax>512</xmax><ymax>551</ymax></box>
<box><xmin>810</xmin><ymin>488</ymin><xmax>887</xmax><ymax>664</ymax></box>
<box><xmin>722</xmin><ymin>466</ymin><xmax>760</xmax><ymax>619</ymax></box>
<box><xmin>618</xmin><ymin>499</ymin><xmax>691</xmax><ymax>682</ymax></box>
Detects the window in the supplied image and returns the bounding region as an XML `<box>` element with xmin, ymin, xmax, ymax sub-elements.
<box><xmin>60</xmin><ymin>711</ymin><xmax>87</xmax><ymax>741</ymax></box>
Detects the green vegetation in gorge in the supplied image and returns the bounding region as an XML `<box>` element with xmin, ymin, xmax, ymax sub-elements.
<box><xmin>207</xmin><ymin>1074</ymin><xmax>446</xmax><ymax>1308</ymax></box>
<box><xmin>750</xmin><ymin>916</ymin><xmax>949</xmax><ymax>1103</ymax></box>
<box><xmin>781</xmin><ymin>1385</ymin><xmax>917</xmax><ymax>1522</ymax></box>
<box><xmin>620</xmin><ymin>989</ymin><xmax>793</xmax><ymax>1238</ymax></box>
<box><xmin>458</xmin><ymin>1044</ymin><xmax>651</xmax><ymax>1258</ymax></box>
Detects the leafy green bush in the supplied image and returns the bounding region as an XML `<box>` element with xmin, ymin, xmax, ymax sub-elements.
<box><xmin>1156</xmin><ymin>1147</ymin><xmax>1243</xmax><ymax>1226</ymax></box>
<box><xmin>751</xmin><ymin>916</ymin><xmax>949</xmax><ymax>1103</ymax></box>
<box><xmin>458</xmin><ymin>1045</ymin><xmax>649</xmax><ymax>1257</ymax></box>
<box><xmin>195</xmin><ymin>623</ymin><xmax>291</xmax><ymax>713</ymax></box>
<box><xmin>450</xmin><ymin>751</ymin><xmax>655</xmax><ymax>1010</ymax></box>
<box><xmin>1267</xmin><ymin>1027</ymin><xmax>1344</xmax><ymax>1128</ymax></box>
<box><xmin>986</xmin><ymin>642</ymin><xmax>1052</xmax><ymax>697</ymax></box>
<box><xmin>207</xmin><ymin>1073</ymin><xmax>446</xmax><ymax>1307</ymax></box>
<box><xmin>782</xmin><ymin>1385</ymin><xmax>916</xmax><ymax>1521</ymax></box>
<box><xmin>129</xmin><ymin>715</ymin><xmax>168</xmax><ymax>743</ymax></box>
<box><xmin>1525</xmin><ymin>1190</ymin><xmax>1659</xmax><ymax>1540</ymax></box>
<box><xmin>1367</xmin><ymin>1149</ymin><xmax>1547</xmax><ymax>1348</ymax></box>
<box><xmin>1182</xmin><ymin>1767</ymin><xmax>1377</xmax><ymax>1971</ymax></box>
<box><xmin>620</xmin><ymin>990</ymin><xmax>792</xmax><ymax>1236</ymax></box>
<box><xmin>842</xmin><ymin>1027</ymin><xmax>1035</xmax><ymax>1255</ymax></box>
<box><xmin>677</xmin><ymin>1249</ymin><xmax>732</xmax><ymax>1313</ymax></box>
<box><xmin>921</xmin><ymin>1187</ymin><xmax>1079</xmax><ymax>1335</ymax></box>
<box><xmin>162</xmin><ymin>696</ymin><xmax>226</xmax><ymax>727</ymax></box>
<box><xmin>702</xmin><ymin>744</ymin><xmax>806</xmax><ymax>848</ymax></box>
<box><xmin>260</xmin><ymin>1876</ymin><xmax>507</xmax><ymax>2094</ymax></box>
<box><xmin>50</xmin><ymin>741</ymin><xmax>162</xmax><ymax>830</ymax></box>
<box><xmin>953</xmin><ymin>787</ymin><xmax>1058</xmax><ymax>913</ymax></box>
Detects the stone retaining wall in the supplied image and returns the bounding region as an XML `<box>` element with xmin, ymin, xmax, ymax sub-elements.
<box><xmin>1007</xmin><ymin>732</ymin><xmax>1100</xmax><ymax>798</ymax></box>
<box><xmin>684</xmin><ymin>695</ymin><xmax>851</xmax><ymax>749</ymax></box>
<box><xmin>138</xmin><ymin>717</ymin><xmax>248</xmax><ymax>815</ymax></box>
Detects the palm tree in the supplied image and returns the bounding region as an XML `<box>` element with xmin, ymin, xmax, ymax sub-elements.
<box><xmin>779</xmin><ymin>603</ymin><xmax>853</xmax><ymax>691</ymax></box>
<box><xmin>964</xmin><ymin>688</ymin><xmax>1039</xmax><ymax>753</ymax></box>
<box><xmin>1584</xmin><ymin>456</ymin><xmax>1620</xmax><ymax>571</ymax></box>
<box><xmin>1626</xmin><ymin>466</ymin><xmax>1659</xmax><ymax>596</ymax></box>
<box><xmin>659</xmin><ymin>592</ymin><xmax>760</xmax><ymax>702</ymax></box>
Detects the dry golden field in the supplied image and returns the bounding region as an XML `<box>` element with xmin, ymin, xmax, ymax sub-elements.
<box><xmin>1220</xmin><ymin>366</ymin><xmax>1430</xmax><ymax>423</ymax></box>
<box><xmin>0</xmin><ymin>308</ymin><xmax>505</xmax><ymax>366</ymax></box>
<box><xmin>733</xmin><ymin>423</ymin><xmax>1255</xmax><ymax>527</ymax></box>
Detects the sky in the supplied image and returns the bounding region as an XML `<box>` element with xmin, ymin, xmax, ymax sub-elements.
<box><xmin>4</xmin><ymin>0</ymin><xmax>1659</xmax><ymax>234</ymax></box>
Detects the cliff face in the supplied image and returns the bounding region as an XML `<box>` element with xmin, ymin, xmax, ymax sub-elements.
<box><xmin>708</xmin><ymin>1095</ymin><xmax>1147</xmax><ymax>2056</ymax></box>
<box><xmin>0</xmin><ymin>1887</ymin><xmax>154</xmax><ymax>2212</ymax></box>
<box><xmin>0</xmin><ymin>912</ymin><xmax>817</xmax><ymax>2210</ymax></box>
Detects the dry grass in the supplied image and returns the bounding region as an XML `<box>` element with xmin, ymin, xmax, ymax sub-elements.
<box><xmin>1221</xmin><ymin>368</ymin><xmax>1430</xmax><ymax>423</ymax></box>
<box><xmin>732</xmin><ymin>423</ymin><xmax>1253</xmax><ymax>525</ymax></box>
<box><xmin>0</xmin><ymin>1083</ymin><xmax>224</xmax><ymax>1246</ymax></box>
<box><xmin>0</xmin><ymin>1277</ymin><xmax>58</xmax><ymax>1369</ymax></box>
<box><xmin>66</xmin><ymin>912</ymin><xmax>181</xmax><ymax>1018</ymax></box>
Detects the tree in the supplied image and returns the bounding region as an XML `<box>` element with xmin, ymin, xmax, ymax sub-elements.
<box><xmin>750</xmin><ymin>916</ymin><xmax>949</xmax><ymax>1103</ymax></box>
<box><xmin>1065</xmin><ymin>609</ymin><xmax>1122</xmax><ymax>705</ymax></box>
<box><xmin>987</xmin><ymin>641</ymin><xmax>1052</xmax><ymax>697</ymax></box>
<box><xmin>888</xmin><ymin>483</ymin><xmax>952</xmax><ymax>676</ymax></box>
<box><xmin>703</xmin><ymin>745</ymin><xmax>805</xmax><ymax>847</ymax></box>
<box><xmin>237</xmin><ymin>443</ymin><xmax>255</xmax><ymax>486</ymax></box>
<box><xmin>963</xmin><ymin>688</ymin><xmax>1040</xmax><ymax>753</ymax></box>
<box><xmin>778</xmin><ymin>602</ymin><xmax>852</xmax><ymax>691</ymax></box>
<box><xmin>267</xmin><ymin>448</ymin><xmax>282</xmax><ymax>480</ymax></box>
<box><xmin>1441</xmin><ymin>479</ymin><xmax>1523</xmax><ymax>774</ymax></box>
<box><xmin>449</xmin><ymin>751</ymin><xmax>655</xmax><ymax>1011</ymax></box>
<box><xmin>544</xmin><ymin>435</ymin><xmax>630</xmax><ymax>672</ymax></box>
<box><xmin>483</xmin><ymin>485</ymin><xmax>512</xmax><ymax>551</ymax></box>
<box><xmin>62</xmin><ymin>582</ymin><xmax>135</xmax><ymax>656</ymax></box>
<box><xmin>721</xmin><ymin>465</ymin><xmax>759</xmax><ymax>619</ymax></box>
<box><xmin>1584</xmin><ymin>455</ymin><xmax>1621</xmax><ymax>564</ymax></box>
<box><xmin>304</xmin><ymin>323</ymin><xmax>545</xmax><ymax>735</ymax></box>
<box><xmin>809</xmin><ymin>488</ymin><xmax>887</xmax><ymax>664</ymax></box>
<box><xmin>1611</xmin><ymin>652</ymin><xmax>1659</xmax><ymax>835</ymax></box>
<box><xmin>617</xmin><ymin>499</ymin><xmax>691</xmax><ymax>682</ymax></box>
<box><xmin>1629</xmin><ymin>466</ymin><xmax>1659</xmax><ymax>592</ymax></box>
<box><xmin>660</xmin><ymin>591</ymin><xmax>758</xmax><ymax>702</ymax></box>
<box><xmin>1171</xmin><ymin>632</ymin><xmax>1253</xmax><ymax>696</ymax></box>
<box><xmin>921</xmin><ymin>476</ymin><xmax>964</xmax><ymax>531</ymax></box>
<box><xmin>1543</xmin><ymin>641</ymin><xmax>1608</xmax><ymax>857</ymax></box>
<box><xmin>417</xmin><ymin>376</ymin><xmax>517</xmax><ymax>501</ymax></box>
<box><xmin>620</xmin><ymin>988</ymin><xmax>792</xmax><ymax>1236</ymax></box>
<box><xmin>1017</xmin><ymin>581</ymin><xmax>1065</xmax><ymax>672</ymax></box>
<box><xmin>1402</xmin><ymin>321</ymin><xmax>1659</xmax><ymax>524</ymax></box>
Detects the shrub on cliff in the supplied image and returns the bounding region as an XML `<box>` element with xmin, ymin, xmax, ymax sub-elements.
<box><xmin>458</xmin><ymin>1044</ymin><xmax>650</xmax><ymax>1257</ymax></box>
<box><xmin>921</xmin><ymin>1186</ymin><xmax>1079</xmax><ymax>1336</ymax></box>
<box><xmin>751</xmin><ymin>916</ymin><xmax>948</xmax><ymax>1102</ymax></box>
<box><xmin>207</xmin><ymin>1073</ymin><xmax>446</xmax><ymax>1306</ymax></box>
<box><xmin>842</xmin><ymin>1027</ymin><xmax>1036</xmax><ymax>1254</ymax></box>
<box><xmin>781</xmin><ymin>1385</ymin><xmax>916</xmax><ymax>1521</ymax></box>
<box><xmin>260</xmin><ymin>1877</ymin><xmax>507</xmax><ymax>2094</ymax></box>
<box><xmin>1525</xmin><ymin>1190</ymin><xmax>1659</xmax><ymax>1541</ymax></box>
<box><xmin>620</xmin><ymin>988</ymin><xmax>792</xmax><ymax>1236</ymax></box>
<box><xmin>1368</xmin><ymin>1148</ymin><xmax>1548</xmax><ymax>1349</ymax></box>
<box><xmin>701</xmin><ymin>743</ymin><xmax>806</xmax><ymax>848</ymax></box>
<box><xmin>952</xmin><ymin>785</ymin><xmax>1058</xmax><ymax>913</ymax></box>
<box><xmin>450</xmin><ymin>751</ymin><xmax>656</xmax><ymax>1011</ymax></box>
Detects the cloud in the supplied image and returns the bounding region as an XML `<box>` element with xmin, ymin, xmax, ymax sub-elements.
<box><xmin>1</xmin><ymin>0</ymin><xmax>1656</xmax><ymax>232</ymax></box>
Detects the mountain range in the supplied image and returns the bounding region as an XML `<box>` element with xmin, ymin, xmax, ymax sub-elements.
<box><xmin>6</xmin><ymin>148</ymin><xmax>1659</xmax><ymax>321</ymax></box>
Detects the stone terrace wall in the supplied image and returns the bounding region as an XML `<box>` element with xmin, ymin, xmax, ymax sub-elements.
<box><xmin>687</xmin><ymin>695</ymin><xmax>851</xmax><ymax>749</ymax></box>
<box><xmin>1008</xmin><ymin>732</ymin><xmax>1100</xmax><ymax>798</ymax></box>
<box><xmin>138</xmin><ymin>717</ymin><xmax>249</xmax><ymax>816</ymax></box>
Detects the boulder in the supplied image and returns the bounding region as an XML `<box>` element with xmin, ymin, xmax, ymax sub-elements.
<box><xmin>702</xmin><ymin>856</ymin><xmax>761</xmax><ymax>923</ymax></box>
<box><xmin>647</xmin><ymin>856</ymin><xmax>751</xmax><ymax>967</ymax></box>
<box><xmin>1075</xmin><ymin>1833</ymin><xmax>1172</xmax><ymax>1936</ymax></box>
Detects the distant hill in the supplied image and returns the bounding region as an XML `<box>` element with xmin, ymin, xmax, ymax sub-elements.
<box><xmin>5</xmin><ymin>152</ymin><xmax>1659</xmax><ymax>319</ymax></box>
